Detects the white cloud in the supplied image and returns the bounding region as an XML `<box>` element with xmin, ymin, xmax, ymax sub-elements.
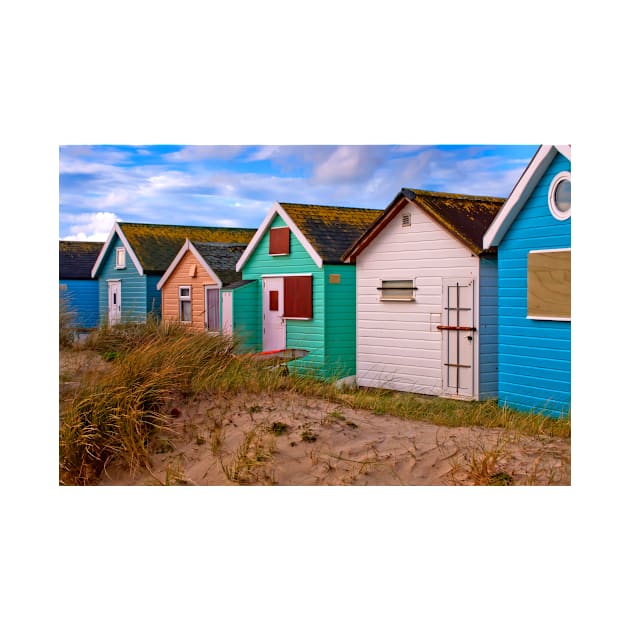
<box><xmin>312</xmin><ymin>146</ymin><xmax>391</xmax><ymax>184</ymax></box>
<box><xmin>60</xmin><ymin>211</ymin><xmax>118</xmax><ymax>241</ymax></box>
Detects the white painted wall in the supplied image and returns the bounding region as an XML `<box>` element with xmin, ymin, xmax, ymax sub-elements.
<box><xmin>355</xmin><ymin>201</ymin><xmax>480</xmax><ymax>398</ymax></box>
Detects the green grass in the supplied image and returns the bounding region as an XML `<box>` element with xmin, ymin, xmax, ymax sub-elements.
<box><xmin>60</xmin><ymin>321</ymin><xmax>570</xmax><ymax>485</ymax></box>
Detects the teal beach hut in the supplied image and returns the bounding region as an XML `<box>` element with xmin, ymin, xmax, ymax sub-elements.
<box><xmin>234</xmin><ymin>201</ymin><xmax>382</xmax><ymax>379</ymax></box>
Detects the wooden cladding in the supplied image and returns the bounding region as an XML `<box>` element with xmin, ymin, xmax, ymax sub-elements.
<box><xmin>527</xmin><ymin>250</ymin><xmax>571</xmax><ymax>319</ymax></box>
<box><xmin>283</xmin><ymin>275</ymin><xmax>312</xmax><ymax>319</ymax></box>
<box><xmin>269</xmin><ymin>227</ymin><xmax>290</xmax><ymax>255</ymax></box>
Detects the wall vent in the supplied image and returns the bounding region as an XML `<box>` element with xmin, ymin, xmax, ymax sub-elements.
<box><xmin>402</xmin><ymin>213</ymin><xmax>411</xmax><ymax>227</ymax></box>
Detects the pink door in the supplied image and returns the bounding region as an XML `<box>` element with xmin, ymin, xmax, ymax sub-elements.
<box><xmin>262</xmin><ymin>277</ymin><xmax>285</xmax><ymax>351</ymax></box>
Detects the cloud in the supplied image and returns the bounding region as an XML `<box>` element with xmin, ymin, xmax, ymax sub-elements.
<box><xmin>165</xmin><ymin>146</ymin><xmax>247</xmax><ymax>162</ymax></box>
<box><xmin>311</xmin><ymin>146</ymin><xmax>393</xmax><ymax>184</ymax></box>
<box><xmin>60</xmin><ymin>211</ymin><xmax>118</xmax><ymax>241</ymax></box>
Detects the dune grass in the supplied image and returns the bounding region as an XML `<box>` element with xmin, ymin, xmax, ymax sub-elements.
<box><xmin>60</xmin><ymin>321</ymin><xmax>569</xmax><ymax>485</ymax></box>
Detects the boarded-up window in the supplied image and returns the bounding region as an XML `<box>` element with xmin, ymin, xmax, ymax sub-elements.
<box><xmin>269</xmin><ymin>227</ymin><xmax>290</xmax><ymax>255</ymax></box>
<box><xmin>527</xmin><ymin>250</ymin><xmax>571</xmax><ymax>319</ymax></box>
<box><xmin>284</xmin><ymin>276</ymin><xmax>312</xmax><ymax>318</ymax></box>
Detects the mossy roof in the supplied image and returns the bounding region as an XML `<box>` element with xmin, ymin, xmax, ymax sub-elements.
<box><xmin>279</xmin><ymin>202</ymin><xmax>382</xmax><ymax>264</ymax></box>
<box><xmin>119</xmin><ymin>222</ymin><xmax>256</xmax><ymax>274</ymax></box>
<box><xmin>401</xmin><ymin>189</ymin><xmax>505</xmax><ymax>254</ymax></box>
<box><xmin>344</xmin><ymin>189</ymin><xmax>505</xmax><ymax>260</ymax></box>
<box><xmin>190</xmin><ymin>241</ymin><xmax>247</xmax><ymax>285</ymax></box>
<box><xmin>59</xmin><ymin>240</ymin><xmax>104</xmax><ymax>279</ymax></box>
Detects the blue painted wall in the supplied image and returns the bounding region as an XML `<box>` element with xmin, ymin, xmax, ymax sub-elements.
<box><xmin>60</xmin><ymin>279</ymin><xmax>99</xmax><ymax>329</ymax></box>
<box><xmin>478</xmin><ymin>256</ymin><xmax>498</xmax><ymax>400</ymax></box>
<box><xmin>497</xmin><ymin>152</ymin><xmax>571</xmax><ymax>417</ymax></box>
<box><xmin>96</xmin><ymin>234</ymin><xmax>149</xmax><ymax>324</ymax></box>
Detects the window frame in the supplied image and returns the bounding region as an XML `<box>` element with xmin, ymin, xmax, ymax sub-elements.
<box><xmin>548</xmin><ymin>171</ymin><xmax>571</xmax><ymax>221</ymax></box>
<box><xmin>526</xmin><ymin>248</ymin><xmax>571</xmax><ymax>321</ymax></box>
<box><xmin>115</xmin><ymin>247</ymin><xmax>126</xmax><ymax>269</ymax></box>
<box><xmin>179</xmin><ymin>285</ymin><xmax>192</xmax><ymax>323</ymax></box>
<box><xmin>377</xmin><ymin>279</ymin><xmax>417</xmax><ymax>302</ymax></box>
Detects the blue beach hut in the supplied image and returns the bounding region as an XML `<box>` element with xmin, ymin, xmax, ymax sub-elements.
<box><xmin>483</xmin><ymin>145</ymin><xmax>571</xmax><ymax>417</ymax></box>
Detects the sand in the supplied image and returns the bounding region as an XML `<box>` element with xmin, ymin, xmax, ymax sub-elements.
<box><xmin>60</xmin><ymin>351</ymin><xmax>570</xmax><ymax>486</ymax></box>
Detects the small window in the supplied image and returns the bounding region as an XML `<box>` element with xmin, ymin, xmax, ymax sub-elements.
<box><xmin>179</xmin><ymin>286</ymin><xmax>192</xmax><ymax>323</ymax></box>
<box><xmin>283</xmin><ymin>275</ymin><xmax>312</xmax><ymax>318</ymax></box>
<box><xmin>378</xmin><ymin>279</ymin><xmax>415</xmax><ymax>301</ymax></box>
<box><xmin>269</xmin><ymin>227</ymin><xmax>291</xmax><ymax>255</ymax></box>
<box><xmin>115</xmin><ymin>247</ymin><xmax>126</xmax><ymax>269</ymax></box>
<box><xmin>527</xmin><ymin>250</ymin><xmax>571</xmax><ymax>320</ymax></box>
<box><xmin>269</xmin><ymin>290</ymin><xmax>279</xmax><ymax>311</ymax></box>
<box><xmin>401</xmin><ymin>213</ymin><xmax>411</xmax><ymax>227</ymax></box>
<box><xmin>548</xmin><ymin>171</ymin><xmax>571</xmax><ymax>220</ymax></box>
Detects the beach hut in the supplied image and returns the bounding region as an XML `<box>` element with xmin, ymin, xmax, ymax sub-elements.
<box><xmin>483</xmin><ymin>145</ymin><xmax>571</xmax><ymax>417</ymax></box>
<box><xmin>91</xmin><ymin>222</ymin><xmax>255</xmax><ymax>326</ymax></box>
<box><xmin>343</xmin><ymin>189</ymin><xmax>505</xmax><ymax>400</ymax></box>
<box><xmin>234</xmin><ymin>201</ymin><xmax>382</xmax><ymax>378</ymax></box>
<box><xmin>157</xmin><ymin>239</ymin><xmax>246</xmax><ymax>332</ymax></box>
<box><xmin>59</xmin><ymin>240</ymin><xmax>103</xmax><ymax>330</ymax></box>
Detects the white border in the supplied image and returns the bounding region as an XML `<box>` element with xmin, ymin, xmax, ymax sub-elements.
<box><xmin>156</xmin><ymin>239</ymin><xmax>223</xmax><ymax>290</ymax></box>
<box><xmin>548</xmin><ymin>171</ymin><xmax>571</xmax><ymax>221</ymax></box>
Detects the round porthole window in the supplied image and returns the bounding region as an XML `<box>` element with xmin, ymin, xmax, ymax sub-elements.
<box><xmin>549</xmin><ymin>171</ymin><xmax>571</xmax><ymax>220</ymax></box>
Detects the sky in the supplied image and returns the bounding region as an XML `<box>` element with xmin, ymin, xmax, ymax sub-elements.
<box><xmin>59</xmin><ymin>144</ymin><xmax>538</xmax><ymax>241</ymax></box>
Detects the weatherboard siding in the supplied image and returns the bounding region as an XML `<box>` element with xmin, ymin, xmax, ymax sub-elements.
<box><xmin>241</xmin><ymin>214</ymin><xmax>326</xmax><ymax>376</ymax></box>
<box><xmin>227</xmin><ymin>281</ymin><xmax>259</xmax><ymax>351</ymax></box>
<box><xmin>355</xmin><ymin>201</ymin><xmax>479</xmax><ymax>396</ymax></box>
<box><xmin>60</xmin><ymin>279</ymin><xmax>99</xmax><ymax>329</ymax></box>
<box><xmin>497</xmin><ymin>152</ymin><xmax>571</xmax><ymax>417</ymax></box>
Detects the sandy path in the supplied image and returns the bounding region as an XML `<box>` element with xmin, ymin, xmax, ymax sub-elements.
<box><xmin>99</xmin><ymin>391</ymin><xmax>571</xmax><ymax>486</ymax></box>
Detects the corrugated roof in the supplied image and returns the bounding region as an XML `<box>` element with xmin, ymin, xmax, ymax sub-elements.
<box><xmin>279</xmin><ymin>203</ymin><xmax>382</xmax><ymax>264</ymax></box>
<box><xmin>119</xmin><ymin>222</ymin><xmax>256</xmax><ymax>274</ymax></box>
<box><xmin>402</xmin><ymin>189</ymin><xmax>505</xmax><ymax>254</ymax></box>
<box><xmin>59</xmin><ymin>240</ymin><xmax>103</xmax><ymax>279</ymax></box>
<box><xmin>190</xmin><ymin>241</ymin><xmax>247</xmax><ymax>285</ymax></box>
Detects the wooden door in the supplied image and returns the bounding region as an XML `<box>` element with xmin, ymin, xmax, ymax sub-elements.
<box><xmin>262</xmin><ymin>277</ymin><xmax>285</xmax><ymax>351</ymax></box>
<box><xmin>440</xmin><ymin>278</ymin><xmax>475</xmax><ymax>398</ymax></box>
<box><xmin>205</xmin><ymin>287</ymin><xmax>220</xmax><ymax>330</ymax></box>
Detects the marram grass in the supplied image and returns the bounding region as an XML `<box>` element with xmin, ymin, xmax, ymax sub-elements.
<box><xmin>60</xmin><ymin>322</ymin><xmax>569</xmax><ymax>485</ymax></box>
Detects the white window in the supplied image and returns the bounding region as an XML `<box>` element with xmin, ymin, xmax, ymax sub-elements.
<box><xmin>378</xmin><ymin>279</ymin><xmax>415</xmax><ymax>301</ymax></box>
<box><xmin>179</xmin><ymin>286</ymin><xmax>192</xmax><ymax>323</ymax></box>
<box><xmin>548</xmin><ymin>171</ymin><xmax>571</xmax><ymax>220</ymax></box>
<box><xmin>115</xmin><ymin>247</ymin><xmax>126</xmax><ymax>269</ymax></box>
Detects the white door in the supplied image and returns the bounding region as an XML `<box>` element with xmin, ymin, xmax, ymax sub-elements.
<box><xmin>221</xmin><ymin>291</ymin><xmax>233</xmax><ymax>335</ymax></box>
<box><xmin>262</xmin><ymin>277</ymin><xmax>285</xmax><ymax>351</ymax></box>
<box><xmin>108</xmin><ymin>280</ymin><xmax>121</xmax><ymax>325</ymax></box>
<box><xmin>440</xmin><ymin>278</ymin><xmax>475</xmax><ymax>398</ymax></box>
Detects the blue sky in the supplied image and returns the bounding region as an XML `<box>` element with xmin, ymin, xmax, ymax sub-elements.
<box><xmin>59</xmin><ymin>144</ymin><xmax>538</xmax><ymax>241</ymax></box>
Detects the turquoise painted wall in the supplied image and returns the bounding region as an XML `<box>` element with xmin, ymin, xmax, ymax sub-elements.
<box><xmin>478</xmin><ymin>256</ymin><xmax>498</xmax><ymax>400</ymax></box>
<box><xmin>60</xmin><ymin>279</ymin><xmax>99</xmax><ymax>329</ymax></box>
<box><xmin>222</xmin><ymin>281</ymin><xmax>260</xmax><ymax>351</ymax></box>
<box><xmin>323</xmin><ymin>264</ymin><xmax>357</xmax><ymax>379</ymax></box>
<box><xmin>97</xmin><ymin>235</ymin><xmax>149</xmax><ymax>324</ymax></box>
<box><xmin>497</xmin><ymin>152</ymin><xmax>571</xmax><ymax>417</ymax></box>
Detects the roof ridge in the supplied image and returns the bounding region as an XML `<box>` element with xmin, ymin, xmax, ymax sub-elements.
<box><xmin>119</xmin><ymin>221</ymin><xmax>256</xmax><ymax>230</ymax></box>
<box><xmin>402</xmin><ymin>188</ymin><xmax>505</xmax><ymax>203</ymax></box>
<box><xmin>279</xmin><ymin>201</ymin><xmax>382</xmax><ymax>212</ymax></box>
